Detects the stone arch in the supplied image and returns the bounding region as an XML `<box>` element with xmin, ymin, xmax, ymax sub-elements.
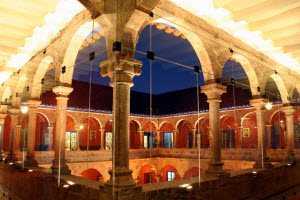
<box><xmin>31</xmin><ymin>56</ymin><xmax>54</xmax><ymax>99</ymax></box>
<box><xmin>80</xmin><ymin>168</ymin><xmax>103</xmax><ymax>182</ymax></box>
<box><xmin>81</xmin><ymin>117</ymin><xmax>101</xmax><ymax>150</ymax></box>
<box><xmin>159</xmin><ymin>164</ymin><xmax>180</xmax><ymax>182</ymax></box>
<box><xmin>228</xmin><ymin>53</ymin><xmax>260</xmax><ymax>96</ymax></box>
<box><xmin>11</xmin><ymin>74</ymin><xmax>27</xmax><ymax>106</ymax></box>
<box><xmin>1</xmin><ymin>86</ymin><xmax>11</xmax><ymax>102</ymax></box>
<box><xmin>131</xmin><ymin>119</ymin><xmax>141</xmax><ymax>131</ymax></box>
<box><xmin>37</xmin><ymin>112</ymin><xmax>50</xmax><ymax>126</ymax></box>
<box><xmin>158</xmin><ymin>121</ymin><xmax>172</xmax><ymax>130</ymax></box>
<box><xmin>184</xmin><ymin>167</ymin><xmax>204</xmax><ymax>179</ymax></box>
<box><xmin>194</xmin><ymin>117</ymin><xmax>208</xmax><ymax>129</ymax></box>
<box><xmin>267</xmin><ymin>74</ymin><xmax>289</xmax><ymax>104</ymax></box>
<box><xmin>175</xmin><ymin>119</ymin><xmax>186</xmax><ymax>130</ymax></box>
<box><xmin>66</xmin><ymin>114</ymin><xmax>77</xmax><ymax>128</ymax></box>
<box><xmin>137</xmin><ymin>164</ymin><xmax>158</xmax><ymax>185</ymax></box>
<box><xmin>176</xmin><ymin>120</ymin><xmax>193</xmax><ymax>148</ymax></box>
<box><xmin>130</xmin><ymin>120</ymin><xmax>141</xmax><ymax>149</ymax></box>
<box><xmin>59</xmin><ymin>20</ymin><xmax>101</xmax><ymax>84</ymax></box>
<box><xmin>241</xmin><ymin>111</ymin><xmax>256</xmax><ymax>126</ymax></box>
<box><xmin>134</xmin><ymin>15</ymin><xmax>215</xmax><ymax>82</ymax></box>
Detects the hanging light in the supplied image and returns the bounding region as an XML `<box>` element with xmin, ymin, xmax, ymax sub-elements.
<box><xmin>79</xmin><ymin>125</ymin><xmax>83</xmax><ymax>130</ymax></box>
<box><xmin>265</xmin><ymin>101</ymin><xmax>272</xmax><ymax>110</ymax></box>
<box><xmin>21</xmin><ymin>105</ymin><xmax>29</xmax><ymax>114</ymax></box>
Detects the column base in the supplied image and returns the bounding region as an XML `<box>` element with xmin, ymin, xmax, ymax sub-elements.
<box><xmin>50</xmin><ymin>159</ymin><xmax>71</xmax><ymax>175</ymax></box>
<box><xmin>105</xmin><ymin>168</ymin><xmax>136</xmax><ymax>188</ymax></box>
<box><xmin>205</xmin><ymin>161</ymin><xmax>227</xmax><ymax>176</ymax></box>
<box><xmin>253</xmin><ymin>156</ymin><xmax>273</xmax><ymax>168</ymax></box>
<box><xmin>23</xmin><ymin>157</ymin><xmax>38</xmax><ymax>167</ymax></box>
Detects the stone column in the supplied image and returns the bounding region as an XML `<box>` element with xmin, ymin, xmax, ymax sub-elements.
<box><xmin>24</xmin><ymin>100</ymin><xmax>41</xmax><ymax>167</ymax></box>
<box><xmin>265</xmin><ymin>124</ymin><xmax>272</xmax><ymax>149</ymax></box>
<box><xmin>76</xmin><ymin>126</ymin><xmax>81</xmax><ymax>151</ymax></box>
<box><xmin>50</xmin><ymin>86</ymin><xmax>73</xmax><ymax>175</ymax></box>
<box><xmin>0</xmin><ymin>113</ymin><xmax>7</xmax><ymax>159</ymax></box>
<box><xmin>156</xmin><ymin>130</ymin><xmax>161</xmax><ymax>148</ymax></box>
<box><xmin>282</xmin><ymin>106</ymin><xmax>295</xmax><ymax>161</ymax></box>
<box><xmin>100</xmin><ymin>129</ymin><xmax>105</xmax><ymax>150</ymax></box>
<box><xmin>238</xmin><ymin>125</ymin><xmax>243</xmax><ymax>148</ymax></box>
<box><xmin>173</xmin><ymin>129</ymin><xmax>177</xmax><ymax>148</ymax></box>
<box><xmin>192</xmin><ymin>128</ymin><xmax>196</xmax><ymax>148</ymax></box>
<box><xmin>47</xmin><ymin>124</ymin><xmax>54</xmax><ymax>151</ymax></box>
<box><xmin>139</xmin><ymin>131</ymin><xmax>144</xmax><ymax>149</ymax></box>
<box><xmin>100</xmin><ymin>56</ymin><xmax>142</xmax><ymax>187</ymax></box>
<box><xmin>14</xmin><ymin>125</ymin><xmax>22</xmax><ymax>153</ymax></box>
<box><xmin>250</xmin><ymin>98</ymin><xmax>272</xmax><ymax>168</ymax></box>
<box><xmin>6</xmin><ymin>108</ymin><xmax>20</xmax><ymax>161</ymax></box>
<box><xmin>201</xmin><ymin>83</ymin><xmax>227</xmax><ymax>175</ymax></box>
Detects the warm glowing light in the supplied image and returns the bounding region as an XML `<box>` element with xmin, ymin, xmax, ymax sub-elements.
<box><xmin>186</xmin><ymin>186</ymin><xmax>193</xmax><ymax>189</ymax></box>
<box><xmin>28</xmin><ymin>169</ymin><xmax>33</xmax><ymax>172</ymax></box>
<box><xmin>280</xmin><ymin>120</ymin><xmax>283</xmax><ymax>123</ymax></box>
<box><xmin>9</xmin><ymin>162</ymin><xmax>13</xmax><ymax>165</ymax></box>
<box><xmin>67</xmin><ymin>181</ymin><xmax>75</xmax><ymax>185</ymax></box>
<box><xmin>21</xmin><ymin>105</ymin><xmax>29</xmax><ymax>114</ymax></box>
<box><xmin>79</xmin><ymin>125</ymin><xmax>83</xmax><ymax>130</ymax></box>
<box><xmin>179</xmin><ymin>184</ymin><xmax>190</xmax><ymax>188</ymax></box>
<box><xmin>169</xmin><ymin>0</ymin><xmax>300</xmax><ymax>72</ymax></box>
<box><xmin>252</xmin><ymin>171</ymin><xmax>257</xmax><ymax>174</ymax></box>
<box><xmin>63</xmin><ymin>184</ymin><xmax>69</xmax><ymax>188</ymax></box>
<box><xmin>110</xmin><ymin>119</ymin><xmax>113</xmax><ymax>122</ymax></box>
<box><xmin>265</xmin><ymin>102</ymin><xmax>272</xmax><ymax>110</ymax></box>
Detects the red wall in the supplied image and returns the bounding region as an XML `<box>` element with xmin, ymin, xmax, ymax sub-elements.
<box><xmin>242</xmin><ymin>114</ymin><xmax>257</xmax><ymax>148</ymax></box>
<box><xmin>3</xmin><ymin>115</ymin><xmax>11</xmax><ymax>151</ymax></box>
<box><xmin>221</xmin><ymin>116</ymin><xmax>239</xmax><ymax>147</ymax></box>
<box><xmin>80</xmin><ymin>168</ymin><xmax>102</xmax><ymax>181</ymax></box>
<box><xmin>137</xmin><ymin>164</ymin><xmax>157</xmax><ymax>185</ymax></box>
<box><xmin>81</xmin><ymin>118</ymin><xmax>100</xmax><ymax>150</ymax></box>
<box><xmin>184</xmin><ymin>167</ymin><xmax>204</xmax><ymax>179</ymax></box>
<box><xmin>160</xmin><ymin>165</ymin><xmax>180</xmax><ymax>182</ymax></box>
<box><xmin>271</xmin><ymin>111</ymin><xmax>286</xmax><ymax>148</ymax></box>
<box><xmin>177</xmin><ymin>121</ymin><xmax>191</xmax><ymax>148</ymax></box>
<box><xmin>196</xmin><ymin>119</ymin><xmax>209</xmax><ymax>148</ymax></box>
<box><xmin>130</xmin><ymin>121</ymin><xmax>140</xmax><ymax>149</ymax></box>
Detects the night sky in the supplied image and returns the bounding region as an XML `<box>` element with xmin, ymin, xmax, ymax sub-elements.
<box><xmin>71</xmin><ymin>24</ymin><xmax>248</xmax><ymax>95</ymax></box>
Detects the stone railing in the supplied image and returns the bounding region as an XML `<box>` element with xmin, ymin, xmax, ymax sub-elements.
<box><xmin>14</xmin><ymin>148</ymin><xmax>300</xmax><ymax>165</ymax></box>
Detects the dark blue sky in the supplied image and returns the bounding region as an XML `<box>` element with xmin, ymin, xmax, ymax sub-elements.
<box><xmin>71</xmin><ymin>25</ymin><xmax>248</xmax><ymax>94</ymax></box>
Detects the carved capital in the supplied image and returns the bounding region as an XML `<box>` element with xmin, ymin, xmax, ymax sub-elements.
<box><xmin>201</xmin><ymin>83</ymin><xmax>226</xmax><ymax>101</ymax></box>
<box><xmin>281</xmin><ymin>106</ymin><xmax>295</xmax><ymax>116</ymax></box>
<box><xmin>26</xmin><ymin>100</ymin><xmax>41</xmax><ymax>108</ymax></box>
<box><xmin>250</xmin><ymin>98</ymin><xmax>267</xmax><ymax>111</ymax></box>
<box><xmin>52</xmin><ymin>86</ymin><xmax>73</xmax><ymax>97</ymax></box>
<box><xmin>100</xmin><ymin>55</ymin><xmax>142</xmax><ymax>86</ymax></box>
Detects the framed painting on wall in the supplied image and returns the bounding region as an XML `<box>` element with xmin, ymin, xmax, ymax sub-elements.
<box><xmin>243</xmin><ymin>128</ymin><xmax>250</xmax><ymax>138</ymax></box>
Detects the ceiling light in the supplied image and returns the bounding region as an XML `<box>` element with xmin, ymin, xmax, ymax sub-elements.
<box><xmin>21</xmin><ymin>105</ymin><xmax>29</xmax><ymax>114</ymax></box>
<box><xmin>265</xmin><ymin>102</ymin><xmax>272</xmax><ymax>110</ymax></box>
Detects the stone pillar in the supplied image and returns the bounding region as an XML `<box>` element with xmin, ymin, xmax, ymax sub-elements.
<box><xmin>6</xmin><ymin>108</ymin><xmax>20</xmax><ymax>161</ymax></box>
<box><xmin>192</xmin><ymin>128</ymin><xmax>196</xmax><ymax>148</ymax></box>
<box><xmin>282</xmin><ymin>106</ymin><xmax>295</xmax><ymax>161</ymax></box>
<box><xmin>24</xmin><ymin>100</ymin><xmax>41</xmax><ymax>167</ymax></box>
<box><xmin>201</xmin><ymin>83</ymin><xmax>227</xmax><ymax>175</ymax></box>
<box><xmin>156</xmin><ymin>130</ymin><xmax>161</xmax><ymax>148</ymax></box>
<box><xmin>238</xmin><ymin>125</ymin><xmax>243</xmax><ymax>148</ymax></box>
<box><xmin>0</xmin><ymin>113</ymin><xmax>7</xmax><ymax>159</ymax></box>
<box><xmin>48</xmin><ymin>124</ymin><xmax>54</xmax><ymax>151</ymax></box>
<box><xmin>100</xmin><ymin>129</ymin><xmax>105</xmax><ymax>150</ymax></box>
<box><xmin>139</xmin><ymin>131</ymin><xmax>144</xmax><ymax>149</ymax></box>
<box><xmin>250</xmin><ymin>98</ymin><xmax>272</xmax><ymax>168</ymax></box>
<box><xmin>75</xmin><ymin>126</ymin><xmax>81</xmax><ymax>151</ymax></box>
<box><xmin>173</xmin><ymin>129</ymin><xmax>177</xmax><ymax>148</ymax></box>
<box><xmin>50</xmin><ymin>86</ymin><xmax>73</xmax><ymax>175</ymax></box>
<box><xmin>100</xmin><ymin>56</ymin><xmax>142</xmax><ymax>187</ymax></box>
<box><xmin>265</xmin><ymin>124</ymin><xmax>272</xmax><ymax>149</ymax></box>
<box><xmin>14</xmin><ymin>125</ymin><xmax>22</xmax><ymax>153</ymax></box>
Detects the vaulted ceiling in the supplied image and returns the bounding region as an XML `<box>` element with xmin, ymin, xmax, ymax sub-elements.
<box><xmin>0</xmin><ymin>0</ymin><xmax>299</xmax><ymax>84</ymax></box>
